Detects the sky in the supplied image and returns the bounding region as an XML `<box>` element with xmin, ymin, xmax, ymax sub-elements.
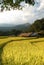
<box><xmin>0</xmin><ymin>0</ymin><xmax>44</xmax><ymax>25</ymax></box>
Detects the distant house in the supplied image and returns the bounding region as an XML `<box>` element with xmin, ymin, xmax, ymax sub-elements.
<box><xmin>18</xmin><ymin>32</ymin><xmax>39</xmax><ymax>37</ymax></box>
<box><xmin>30</xmin><ymin>32</ymin><xmax>38</xmax><ymax>37</ymax></box>
<box><xmin>18</xmin><ymin>31</ymin><xmax>44</xmax><ymax>37</ymax></box>
<box><xmin>18</xmin><ymin>32</ymin><xmax>32</xmax><ymax>37</ymax></box>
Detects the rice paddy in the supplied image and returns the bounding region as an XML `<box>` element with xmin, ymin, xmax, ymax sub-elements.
<box><xmin>0</xmin><ymin>37</ymin><xmax>44</xmax><ymax>65</ymax></box>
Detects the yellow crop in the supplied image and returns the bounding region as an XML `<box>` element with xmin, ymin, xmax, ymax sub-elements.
<box><xmin>0</xmin><ymin>37</ymin><xmax>44</xmax><ymax>65</ymax></box>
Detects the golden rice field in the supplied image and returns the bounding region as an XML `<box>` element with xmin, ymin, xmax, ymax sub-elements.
<box><xmin>0</xmin><ymin>36</ymin><xmax>44</xmax><ymax>65</ymax></box>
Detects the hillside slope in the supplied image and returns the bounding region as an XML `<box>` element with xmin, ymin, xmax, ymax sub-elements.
<box><xmin>29</xmin><ymin>19</ymin><xmax>44</xmax><ymax>32</ymax></box>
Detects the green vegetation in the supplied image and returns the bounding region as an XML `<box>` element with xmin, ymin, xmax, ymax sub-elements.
<box><xmin>3</xmin><ymin>0</ymin><xmax>34</xmax><ymax>6</ymax></box>
<box><xmin>29</xmin><ymin>19</ymin><xmax>44</xmax><ymax>32</ymax></box>
<box><xmin>0</xmin><ymin>37</ymin><xmax>44</xmax><ymax>65</ymax></box>
<box><xmin>0</xmin><ymin>29</ymin><xmax>22</xmax><ymax>36</ymax></box>
<box><xmin>0</xmin><ymin>0</ymin><xmax>35</xmax><ymax>11</ymax></box>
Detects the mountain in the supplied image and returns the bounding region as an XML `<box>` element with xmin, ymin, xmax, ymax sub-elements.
<box><xmin>0</xmin><ymin>23</ymin><xmax>31</xmax><ymax>32</ymax></box>
<box><xmin>0</xmin><ymin>18</ymin><xmax>44</xmax><ymax>33</ymax></box>
<box><xmin>0</xmin><ymin>19</ymin><xmax>44</xmax><ymax>36</ymax></box>
<box><xmin>0</xmin><ymin>24</ymin><xmax>15</xmax><ymax>31</ymax></box>
<box><xmin>14</xmin><ymin>23</ymin><xmax>31</xmax><ymax>32</ymax></box>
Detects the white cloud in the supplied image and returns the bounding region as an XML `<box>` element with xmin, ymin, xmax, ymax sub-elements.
<box><xmin>0</xmin><ymin>10</ymin><xmax>24</xmax><ymax>25</ymax></box>
<box><xmin>0</xmin><ymin>0</ymin><xmax>44</xmax><ymax>25</ymax></box>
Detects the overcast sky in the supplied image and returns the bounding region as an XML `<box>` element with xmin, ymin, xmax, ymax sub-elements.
<box><xmin>0</xmin><ymin>0</ymin><xmax>44</xmax><ymax>25</ymax></box>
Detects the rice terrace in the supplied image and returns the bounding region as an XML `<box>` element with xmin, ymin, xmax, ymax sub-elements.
<box><xmin>0</xmin><ymin>36</ymin><xmax>44</xmax><ymax>65</ymax></box>
<box><xmin>0</xmin><ymin>0</ymin><xmax>44</xmax><ymax>65</ymax></box>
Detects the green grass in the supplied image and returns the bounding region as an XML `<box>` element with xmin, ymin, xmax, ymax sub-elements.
<box><xmin>0</xmin><ymin>37</ymin><xmax>44</xmax><ymax>65</ymax></box>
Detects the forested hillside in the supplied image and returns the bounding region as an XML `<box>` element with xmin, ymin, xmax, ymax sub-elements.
<box><xmin>29</xmin><ymin>19</ymin><xmax>44</xmax><ymax>32</ymax></box>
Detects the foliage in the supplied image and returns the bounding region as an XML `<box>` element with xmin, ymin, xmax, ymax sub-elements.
<box><xmin>0</xmin><ymin>0</ymin><xmax>35</xmax><ymax>11</ymax></box>
<box><xmin>0</xmin><ymin>29</ymin><xmax>22</xmax><ymax>36</ymax></box>
<box><xmin>29</xmin><ymin>19</ymin><xmax>44</xmax><ymax>32</ymax></box>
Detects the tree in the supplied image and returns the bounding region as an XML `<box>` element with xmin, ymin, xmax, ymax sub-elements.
<box><xmin>0</xmin><ymin>0</ymin><xmax>35</xmax><ymax>11</ymax></box>
<box><xmin>29</xmin><ymin>19</ymin><xmax>44</xmax><ymax>32</ymax></box>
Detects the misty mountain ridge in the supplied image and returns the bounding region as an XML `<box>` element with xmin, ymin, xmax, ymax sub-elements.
<box><xmin>0</xmin><ymin>18</ymin><xmax>44</xmax><ymax>32</ymax></box>
<box><xmin>0</xmin><ymin>23</ymin><xmax>31</xmax><ymax>31</ymax></box>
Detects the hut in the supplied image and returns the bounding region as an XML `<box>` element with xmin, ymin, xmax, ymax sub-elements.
<box><xmin>30</xmin><ymin>32</ymin><xmax>38</xmax><ymax>37</ymax></box>
<box><xmin>18</xmin><ymin>32</ymin><xmax>32</xmax><ymax>37</ymax></box>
